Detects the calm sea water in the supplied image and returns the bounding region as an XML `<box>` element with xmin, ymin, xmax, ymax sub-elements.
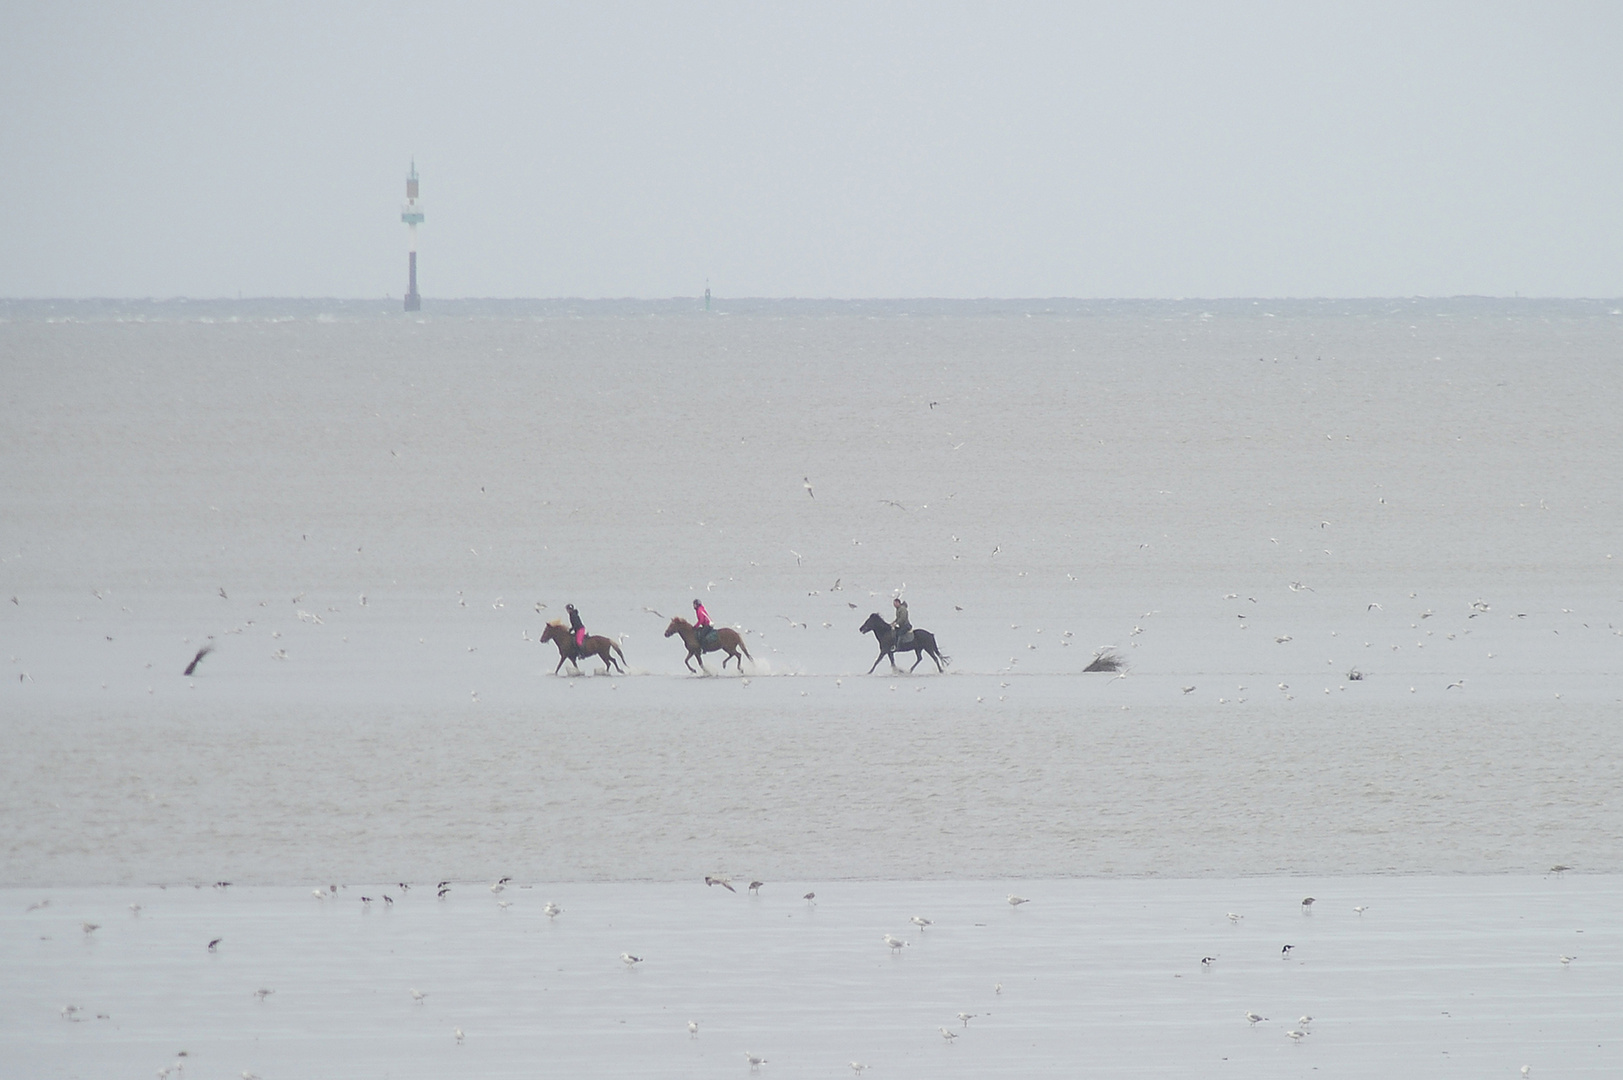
<box><xmin>3</xmin><ymin>298</ymin><xmax>1621</xmax><ymax>886</ymax></box>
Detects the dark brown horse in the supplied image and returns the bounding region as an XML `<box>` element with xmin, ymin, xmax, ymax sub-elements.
<box><xmin>665</xmin><ymin>616</ymin><xmax>753</xmax><ymax>673</ymax></box>
<box><xmin>540</xmin><ymin>620</ymin><xmax>626</xmax><ymax>674</ymax></box>
<box><xmin>860</xmin><ymin>612</ymin><xmax>948</xmax><ymax>673</ymax></box>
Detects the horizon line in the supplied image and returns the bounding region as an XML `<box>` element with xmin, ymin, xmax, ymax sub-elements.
<box><xmin>4</xmin><ymin>294</ymin><xmax>1620</xmax><ymax>304</ymax></box>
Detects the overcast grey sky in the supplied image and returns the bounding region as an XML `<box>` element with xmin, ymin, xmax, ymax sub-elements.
<box><xmin>3</xmin><ymin>1</ymin><xmax>1619</xmax><ymax>298</ymax></box>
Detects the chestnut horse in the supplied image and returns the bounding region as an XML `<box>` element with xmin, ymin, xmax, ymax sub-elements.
<box><xmin>664</xmin><ymin>616</ymin><xmax>753</xmax><ymax>673</ymax></box>
<box><xmin>540</xmin><ymin>620</ymin><xmax>626</xmax><ymax>674</ymax></box>
<box><xmin>859</xmin><ymin>612</ymin><xmax>948</xmax><ymax>673</ymax></box>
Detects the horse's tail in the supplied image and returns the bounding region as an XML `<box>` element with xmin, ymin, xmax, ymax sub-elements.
<box><xmin>611</xmin><ymin>641</ymin><xmax>626</xmax><ymax>661</ymax></box>
<box><xmin>738</xmin><ymin>639</ymin><xmax>754</xmax><ymax>661</ymax></box>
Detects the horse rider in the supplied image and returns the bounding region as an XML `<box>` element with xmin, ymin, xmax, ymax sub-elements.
<box><xmin>693</xmin><ymin>599</ymin><xmax>715</xmax><ymax>647</ymax></box>
<box><xmin>567</xmin><ymin>603</ymin><xmax>586</xmax><ymax>651</ymax></box>
<box><xmin>891</xmin><ymin>597</ymin><xmax>912</xmax><ymax>647</ymax></box>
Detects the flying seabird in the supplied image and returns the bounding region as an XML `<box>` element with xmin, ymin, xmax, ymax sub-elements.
<box><xmin>705</xmin><ymin>876</ymin><xmax>736</xmax><ymax>892</ymax></box>
<box><xmin>208</xmin><ymin>938</ymin><xmax>222</xmax><ymax>951</ymax></box>
<box><xmin>803</xmin><ymin>477</ymin><xmax>815</xmax><ymax>499</ymax></box>
<box><xmin>183</xmin><ymin>645</ymin><xmax>214</xmax><ymax>675</ymax></box>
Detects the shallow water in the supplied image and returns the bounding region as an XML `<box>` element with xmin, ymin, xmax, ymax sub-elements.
<box><xmin>3</xmin><ymin>299</ymin><xmax>1620</xmax><ymax>886</ymax></box>
<box><xmin>4</xmin><ymin>300</ymin><xmax>1620</xmax><ymax>1075</ymax></box>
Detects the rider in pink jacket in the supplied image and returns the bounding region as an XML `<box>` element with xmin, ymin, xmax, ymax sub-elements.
<box><xmin>693</xmin><ymin>599</ymin><xmax>714</xmax><ymax>644</ymax></box>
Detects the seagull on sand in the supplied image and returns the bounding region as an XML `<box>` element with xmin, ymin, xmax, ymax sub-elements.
<box><xmin>454</xmin><ymin>1028</ymin><xmax>464</xmax><ymax>1044</ymax></box>
<box><xmin>748</xmin><ymin>881</ymin><xmax>764</xmax><ymax>894</ymax></box>
<box><xmin>82</xmin><ymin>922</ymin><xmax>99</xmax><ymax>935</ymax></box>
<box><xmin>850</xmin><ymin>1063</ymin><xmax>868</xmax><ymax>1075</ymax></box>
<box><xmin>544</xmin><ymin>902</ymin><xmax>562</xmax><ymax>918</ymax></box>
<box><xmin>1007</xmin><ymin>894</ymin><xmax>1029</xmax><ymax>906</ymax></box>
<box><xmin>1286</xmin><ymin>1029</ymin><xmax>1306</xmax><ymax>1041</ymax></box>
<box><xmin>745</xmin><ymin>1051</ymin><xmax>768</xmax><ymax>1070</ymax></box>
<box><xmin>803</xmin><ymin>892</ymin><xmax>816</xmax><ymax>904</ymax></box>
<box><xmin>939</xmin><ymin>1027</ymin><xmax>958</xmax><ymax>1042</ymax></box>
<box><xmin>911</xmin><ymin>916</ymin><xmax>932</xmax><ymax>930</ymax></box>
<box><xmin>410</xmin><ymin>989</ymin><xmax>427</xmax><ymax>1003</ymax></box>
<box><xmin>1301</xmin><ymin>896</ymin><xmax>1315</xmax><ymax>909</ymax></box>
<box><xmin>957</xmin><ymin>1012</ymin><xmax>977</xmax><ymax>1027</ymax></box>
<box><xmin>1246</xmin><ymin>1012</ymin><xmax>1267</xmax><ymax>1024</ymax></box>
<box><xmin>688</xmin><ymin>1020</ymin><xmax>698</xmax><ymax>1038</ymax></box>
<box><xmin>620</xmin><ymin>953</ymin><xmax>643</xmax><ymax>966</ymax></box>
<box><xmin>884</xmin><ymin>934</ymin><xmax>909</xmax><ymax>951</ymax></box>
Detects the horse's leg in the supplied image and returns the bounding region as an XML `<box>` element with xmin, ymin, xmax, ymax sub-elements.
<box><xmin>554</xmin><ymin>654</ymin><xmax>567</xmax><ymax>675</ymax></box>
<box><xmin>910</xmin><ymin>651</ymin><xmax>923</xmax><ymax>672</ymax></box>
<box><xmin>930</xmin><ymin>647</ymin><xmax>944</xmax><ymax>673</ymax></box>
<box><xmin>868</xmin><ymin>650</ymin><xmax>885</xmax><ymax>674</ymax></box>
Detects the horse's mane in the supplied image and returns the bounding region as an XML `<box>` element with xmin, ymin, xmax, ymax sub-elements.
<box><xmin>547</xmin><ymin>618</ymin><xmax>565</xmax><ymax>627</ymax></box>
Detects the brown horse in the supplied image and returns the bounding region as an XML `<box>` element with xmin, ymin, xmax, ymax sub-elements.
<box><xmin>540</xmin><ymin>620</ymin><xmax>626</xmax><ymax>675</ymax></box>
<box><xmin>859</xmin><ymin>612</ymin><xmax>948</xmax><ymax>673</ymax></box>
<box><xmin>665</xmin><ymin>616</ymin><xmax>753</xmax><ymax>673</ymax></box>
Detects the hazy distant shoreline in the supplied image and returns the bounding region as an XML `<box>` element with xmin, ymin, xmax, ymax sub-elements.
<box><xmin>4</xmin><ymin>295</ymin><xmax>1621</xmax><ymax>323</ymax></box>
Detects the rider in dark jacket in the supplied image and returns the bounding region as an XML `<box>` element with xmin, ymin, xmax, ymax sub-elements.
<box><xmin>567</xmin><ymin>604</ymin><xmax>586</xmax><ymax>650</ymax></box>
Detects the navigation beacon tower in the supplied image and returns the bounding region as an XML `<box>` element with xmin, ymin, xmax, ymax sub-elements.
<box><xmin>400</xmin><ymin>160</ymin><xmax>424</xmax><ymax>311</ymax></box>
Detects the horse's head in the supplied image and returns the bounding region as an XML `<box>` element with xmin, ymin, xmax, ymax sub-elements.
<box><xmin>540</xmin><ymin>621</ymin><xmax>564</xmax><ymax>643</ymax></box>
<box><xmin>664</xmin><ymin>617</ymin><xmax>688</xmax><ymax>638</ymax></box>
<box><xmin>859</xmin><ymin>613</ymin><xmax>887</xmax><ymax>635</ymax></box>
